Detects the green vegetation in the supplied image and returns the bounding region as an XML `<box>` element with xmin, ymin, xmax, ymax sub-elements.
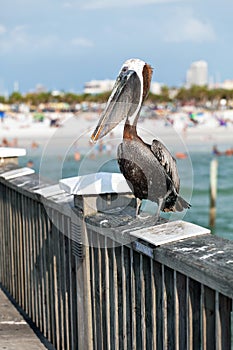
<box><xmin>0</xmin><ymin>96</ymin><xmax>6</xmax><ymax>104</ymax></box>
<box><xmin>1</xmin><ymin>86</ymin><xmax>233</xmax><ymax>108</ymax></box>
<box><xmin>8</xmin><ymin>92</ymin><xmax>23</xmax><ymax>104</ymax></box>
<box><xmin>175</xmin><ymin>85</ymin><xmax>233</xmax><ymax>105</ymax></box>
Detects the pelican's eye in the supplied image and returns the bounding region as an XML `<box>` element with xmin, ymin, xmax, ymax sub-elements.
<box><xmin>121</xmin><ymin>66</ymin><xmax>128</xmax><ymax>73</ymax></box>
<box><xmin>119</xmin><ymin>66</ymin><xmax>129</xmax><ymax>81</ymax></box>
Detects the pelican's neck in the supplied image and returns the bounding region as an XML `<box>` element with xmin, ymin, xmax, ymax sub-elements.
<box><xmin>123</xmin><ymin>116</ymin><xmax>139</xmax><ymax>140</ymax></box>
<box><xmin>127</xmin><ymin>108</ymin><xmax>141</xmax><ymax>126</ymax></box>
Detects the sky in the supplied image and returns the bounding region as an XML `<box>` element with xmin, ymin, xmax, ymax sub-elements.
<box><xmin>0</xmin><ymin>0</ymin><xmax>233</xmax><ymax>94</ymax></box>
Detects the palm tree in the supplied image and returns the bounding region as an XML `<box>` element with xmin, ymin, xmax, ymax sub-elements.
<box><xmin>0</xmin><ymin>96</ymin><xmax>6</xmax><ymax>104</ymax></box>
<box><xmin>8</xmin><ymin>92</ymin><xmax>23</xmax><ymax>104</ymax></box>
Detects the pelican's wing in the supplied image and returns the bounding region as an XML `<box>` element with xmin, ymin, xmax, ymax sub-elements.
<box><xmin>151</xmin><ymin>139</ymin><xmax>180</xmax><ymax>191</ymax></box>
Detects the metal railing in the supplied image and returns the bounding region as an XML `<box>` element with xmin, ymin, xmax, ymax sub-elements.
<box><xmin>0</xmin><ymin>165</ymin><xmax>232</xmax><ymax>350</ymax></box>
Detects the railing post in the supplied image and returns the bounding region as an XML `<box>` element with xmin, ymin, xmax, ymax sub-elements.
<box><xmin>70</xmin><ymin>210</ymin><xmax>94</xmax><ymax>350</ymax></box>
<box><xmin>0</xmin><ymin>147</ymin><xmax>26</xmax><ymax>165</ymax></box>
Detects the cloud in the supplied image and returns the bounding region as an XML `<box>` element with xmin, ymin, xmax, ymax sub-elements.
<box><xmin>82</xmin><ymin>0</ymin><xmax>183</xmax><ymax>10</ymax></box>
<box><xmin>71</xmin><ymin>37</ymin><xmax>94</xmax><ymax>47</ymax></box>
<box><xmin>0</xmin><ymin>25</ymin><xmax>29</xmax><ymax>53</ymax></box>
<box><xmin>0</xmin><ymin>25</ymin><xmax>6</xmax><ymax>35</ymax></box>
<box><xmin>0</xmin><ymin>25</ymin><xmax>94</xmax><ymax>55</ymax></box>
<box><xmin>163</xmin><ymin>10</ymin><xmax>216</xmax><ymax>43</ymax></box>
<box><xmin>62</xmin><ymin>2</ymin><xmax>73</xmax><ymax>8</ymax></box>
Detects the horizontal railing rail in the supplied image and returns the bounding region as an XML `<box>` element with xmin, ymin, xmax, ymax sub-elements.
<box><xmin>0</xmin><ymin>164</ymin><xmax>232</xmax><ymax>350</ymax></box>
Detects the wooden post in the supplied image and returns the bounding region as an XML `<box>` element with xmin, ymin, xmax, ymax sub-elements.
<box><xmin>209</xmin><ymin>159</ymin><xmax>218</xmax><ymax>229</ymax></box>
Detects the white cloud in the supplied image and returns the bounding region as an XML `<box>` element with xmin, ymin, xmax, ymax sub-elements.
<box><xmin>62</xmin><ymin>2</ymin><xmax>73</xmax><ymax>8</ymax></box>
<box><xmin>163</xmin><ymin>10</ymin><xmax>216</xmax><ymax>43</ymax></box>
<box><xmin>0</xmin><ymin>25</ymin><xmax>94</xmax><ymax>54</ymax></box>
<box><xmin>82</xmin><ymin>0</ymin><xmax>183</xmax><ymax>10</ymax></box>
<box><xmin>0</xmin><ymin>25</ymin><xmax>6</xmax><ymax>35</ymax></box>
<box><xmin>0</xmin><ymin>26</ymin><xmax>29</xmax><ymax>53</ymax></box>
<box><xmin>71</xmin><ymin>37</ymin><xmax>94</xmax><ymax>47</ymax></box>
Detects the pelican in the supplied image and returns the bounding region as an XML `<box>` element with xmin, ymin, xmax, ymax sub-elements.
<box><xmin>91</xmin><ymin>58</ymin><xmax>190</xmax><ymax>221</ymax></box>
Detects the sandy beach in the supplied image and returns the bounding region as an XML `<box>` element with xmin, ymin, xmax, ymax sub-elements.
<box><xmin>0</xmin><ymin>111</ymin><xmax>233</xmax><ymax>156</ymax></box>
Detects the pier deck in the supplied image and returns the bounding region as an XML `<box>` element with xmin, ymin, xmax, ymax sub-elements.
<box><xmin>0</xmin><ymin>288</ymin><xmax>46</xmax><ymax>350</ymax></box>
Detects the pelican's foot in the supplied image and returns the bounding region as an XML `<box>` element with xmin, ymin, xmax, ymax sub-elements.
<box><xmin>136</xmin><ymin>213</ymin><xmax>162</xmax><ymax>226</ymax></box>
<box><xmin>137</xmin><ymin>212</ymin><xmax>152</xmax><ymax>220</ymax></box>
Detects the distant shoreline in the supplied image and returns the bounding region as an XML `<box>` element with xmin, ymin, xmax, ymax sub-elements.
<box><xmin>1</xmin><ymin>112</ymin><xmax>233</xmax><ymax>155</ymax></box>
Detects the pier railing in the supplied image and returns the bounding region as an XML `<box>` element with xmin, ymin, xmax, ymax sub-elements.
<box><xmin>0</xmin><ymin>164</ymin><xmax>232</xmax><ymax>350</ymax></box>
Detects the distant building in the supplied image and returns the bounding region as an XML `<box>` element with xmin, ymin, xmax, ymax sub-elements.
<box><xmin>186</xmin><ymin>60</ymin><xmax>208</xmax><ymax>87</ymax></box>
<box><xmin>150</xmin><ymin>82</ymin><xmax>162</xmax><ymax>95</ymax></box>
<box><xmin>13</xmin><ymin>81</ymin><xmax>19</xmax><ymax>92</ymax></box>
<box><xmin>35</xmin><ymin>84</ymin><xmax>48</xmax><ymax>93</ymax></box>
<box><xmin>84</xmin><ymin>79</ymin><xmax>163</xmax><ymax>95</ymax></box>
<box><xmin>84</xmin><ymin>80</ymin><xmax>115</xmax><ymax>94</ymax></box>
<box><xmin>220</xmin><ymin>80</ymin><xmax>233</xmax><ymax>90</ymax></box>
<box><xmin>168</xmin><ymin>88</ymin><xmax>179</xmax><ymax>99</ymax></box>
<box><xmin>208</xmin><ymin>79</ymin><xmax>233</xmax><ymax>90</ymax></box>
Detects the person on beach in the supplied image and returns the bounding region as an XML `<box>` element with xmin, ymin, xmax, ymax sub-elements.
<box><xmin>1</xmin><ymin>137</ymin><xmax>9</xmax><ymax>147</ymax></box>
<box><xmin>31</xmin><ymin>141</ymin><xmax>39</xmax><ymax>149</ymax></box>
<box><xmin>74</xmin><ymin>142</ymin><xmax>81</xmax><ymax>161</ymax></box>
<box><xmin>27</xmin><ymin>160</ymin><xmax>34</xmax><ymax>168</ymax></box>
<box><xmin>0</xmin><ymin>111</ymin><xmax>5</xmax><ymax>123</ymax></box>
<box><xmin>212</xmin><ymin>145</ymin><xmax>222</xmax><ymax>156</ymax></box>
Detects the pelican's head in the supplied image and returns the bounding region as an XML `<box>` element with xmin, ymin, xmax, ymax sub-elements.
<box><xmin>91</xmin><ymin>58</ymin><xmax>153</xmax><ymax>142</ymax></box>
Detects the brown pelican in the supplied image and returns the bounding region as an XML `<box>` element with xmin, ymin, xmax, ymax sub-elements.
<box><xmin>91</xmin><ymin>58</ymin><xmax>190</xmax><ymax>221</ymax></box>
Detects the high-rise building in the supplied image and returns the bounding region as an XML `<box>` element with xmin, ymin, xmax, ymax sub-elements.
<box><xmin>13</xmin><ymin>80</ymin><xmax>19</xmax><ymax>92</ymax></box>
<box><xmin>186</xmin><ymin>60</ymin><xmax>208</xmax><ymax>87</ymax></box>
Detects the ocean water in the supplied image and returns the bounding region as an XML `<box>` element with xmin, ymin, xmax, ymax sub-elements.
<box><xmin>19</xmin><ymin>147</ymin><xmax>233</xmax><ymax>241</ymax></box>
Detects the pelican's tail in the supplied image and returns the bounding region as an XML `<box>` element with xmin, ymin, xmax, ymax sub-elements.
<box><xmin>164</xmin><ymin>195</ymin><xmax>191</xmax><ymax>212</ymax></box>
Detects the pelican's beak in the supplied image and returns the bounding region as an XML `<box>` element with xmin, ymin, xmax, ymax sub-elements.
<box><xmin>91</xmin><ymin>69</ymin><xmax>141</xmax><ymax>142</ymax></box>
